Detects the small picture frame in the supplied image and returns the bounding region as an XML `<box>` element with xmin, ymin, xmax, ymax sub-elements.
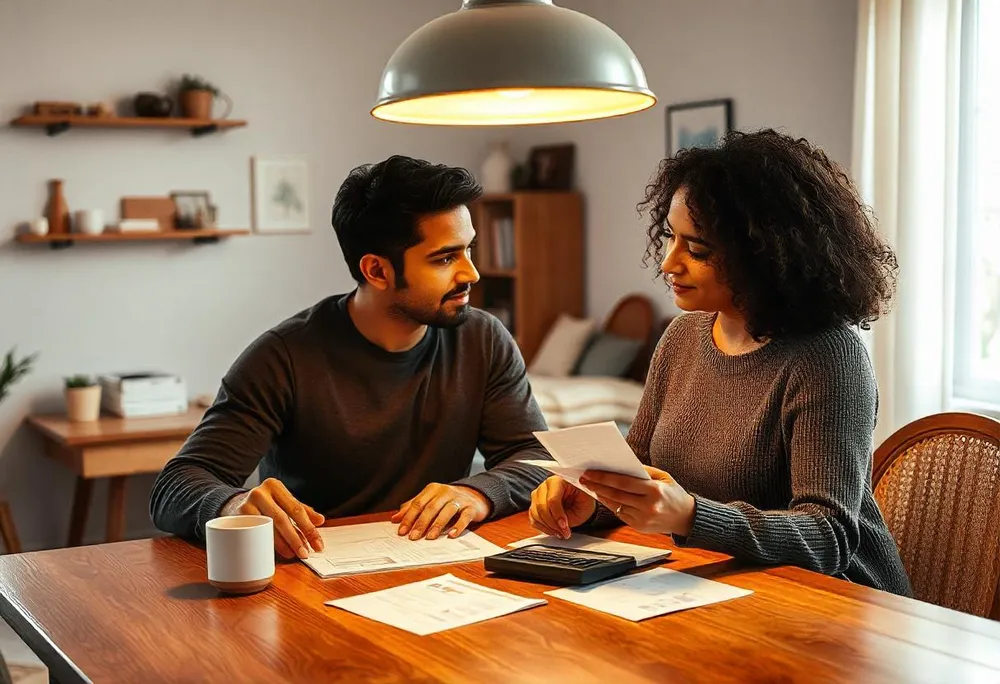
<box><xmin>252</xmin><ymin>156</ymin><xmax>310</xmax><ymax>233</ymax></box>
<box><xmin>666</xmin><ymin>98</ymin><xmax>734</xmax><ymax>157</ymax></box>
<box><xmin>527</xmin><ymin>144</ymin><xmax>575</xmax><ymax>190</ymax></box>
<box><xmin>170</xmin><ymin>191</ymin><xmax>213</xmax><ymax>229</ymax></box>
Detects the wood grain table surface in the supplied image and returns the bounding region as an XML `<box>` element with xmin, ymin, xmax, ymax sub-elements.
<box><xmin>1</xmin><ymin>512</ymin><xmax>999</xmax><ymax>683</ymax></box>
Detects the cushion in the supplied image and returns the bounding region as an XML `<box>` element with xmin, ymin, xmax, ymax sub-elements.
<box><xmin>528</xmin><ymin>374</ymin><xmax>645</xmax><ymax>428</ymax></box>
<box><xmin>528</xmin><ymin>314</ymin><xmax>596</xmax><ymax>377</ymax></box>
<box><xmin>574</xmin><ymin>332</ymin><xmax>643</xmax><ymax>377</ymax></box>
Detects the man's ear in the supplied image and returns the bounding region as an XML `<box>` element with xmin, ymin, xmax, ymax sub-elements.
<box><xmin>359</xmin><ymin>254</ymin><xmax>394</xmax><ymax>291</ymax></box>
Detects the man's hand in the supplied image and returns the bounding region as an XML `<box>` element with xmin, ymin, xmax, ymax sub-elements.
<box><xmin>390</xmin><ymin>484</ymin><xmax>491</xmax><ymax>540</ymax></box>
<box><xmin>529</xmin><ymin>476</ymin><xmax>597</xmax><ymax>539</ymax></box>
<box><xmin>222</xmin><ymin>478</ymin><xmax>325</xmax><ymax>559</ymax></box>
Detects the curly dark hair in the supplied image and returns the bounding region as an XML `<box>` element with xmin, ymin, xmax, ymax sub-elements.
<box><xmin>639</xmin><ymin>129</ymin><xmax>898</xmax><ymax>339</ymax></box>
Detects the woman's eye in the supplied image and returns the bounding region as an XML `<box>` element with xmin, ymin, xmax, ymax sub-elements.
<box><xmin>689</xmin><ymin>249</ymin><xmax>711</xmax><ymax>260</ymax></box>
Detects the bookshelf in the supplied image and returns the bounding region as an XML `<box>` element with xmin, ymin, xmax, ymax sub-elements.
<box><xmin>470</xmin><ymin>192</ymin><xmax>584</xmax><ymax>364</ymax></box>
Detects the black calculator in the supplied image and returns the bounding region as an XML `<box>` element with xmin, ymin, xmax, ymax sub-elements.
<box><xmin>484</xmin><ymin>544</ymin><xmax>637</xmax><ymax>585</ymax></box>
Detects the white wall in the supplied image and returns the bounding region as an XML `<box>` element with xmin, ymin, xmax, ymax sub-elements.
<box><xmin>0</xmin><ymin>0</ymin><xmax>495</xmax><ymax>550</ymax></box>
<box><xmin>514</xmin><ymin>0</ymin><xmax>860</xmax><ymax>322</ymax></box>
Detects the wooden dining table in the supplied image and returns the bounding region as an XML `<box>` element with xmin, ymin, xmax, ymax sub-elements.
<box><xmin>1</xmin><ymin>511</ymin><xmax>999</xmax><ymax>683</ymax></box>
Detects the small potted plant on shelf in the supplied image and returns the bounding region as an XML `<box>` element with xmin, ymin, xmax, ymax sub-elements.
<box><xmin>0</xmin><ymin>348</ymin><xmax>37</xmax><ymax>404</ymax></box>
<box><xmin>177</xmin><ymin>74</ymin><xmax>229</xmax><ymax>120</ymax></box>
<box><xmin>64</xmin><ymin>374</ymin><xmax>101</xmax><ymax>422</ymax></box>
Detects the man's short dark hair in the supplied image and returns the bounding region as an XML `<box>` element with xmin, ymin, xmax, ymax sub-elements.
<box><xmin>331</xmin><ymin>155</ymin><xmax>483</xmax><ymax>286</ymax></box>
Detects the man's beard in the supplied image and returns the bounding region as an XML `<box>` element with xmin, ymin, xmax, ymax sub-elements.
<box><xmin>391</xmin><ymin>285</ymin><xmax>472</xmax><ymax>329</ymax></box>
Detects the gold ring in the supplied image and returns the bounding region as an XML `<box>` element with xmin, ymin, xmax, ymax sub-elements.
<box><xmin>615</xmin><ymin>505</ymin><xmax>623</xmax><ymax>516</ymax></box>
<box><xmin>452</xmin><ymin>501</ymin><xmax>462</xmax><ymax>509</ymax></box>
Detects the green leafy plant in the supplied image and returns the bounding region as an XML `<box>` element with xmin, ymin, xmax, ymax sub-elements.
<box><xmin>0</xmin><ymin>348</ymin><xmax>37</xmax><ymax>403</ymax></box>
<box><xmin>64</xmin><ymin>374</ymin><xmax>96</xmax><ymax>389</ymax></box>
<box><xmin>178</xmin><ymin>73</ymin><xmax>220</xmax><ymax>96</ymax></box>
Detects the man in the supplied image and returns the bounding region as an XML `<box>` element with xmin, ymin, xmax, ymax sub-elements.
<box><xmin>149</xmin><ymin>155</ymin><xmax>551</xmax><ymax>558</ymax></box>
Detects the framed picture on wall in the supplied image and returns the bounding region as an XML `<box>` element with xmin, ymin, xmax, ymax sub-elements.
<box><xmin>666</xmin><ymin>99</ymin><xmax>734</xmax><ymax>157</ymax></box>
<box><xmin>251</xmin><ymin>156</ymin><xmax>310</xmax><ymax>233</ymax></box>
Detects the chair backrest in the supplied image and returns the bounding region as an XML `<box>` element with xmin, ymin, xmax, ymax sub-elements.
<box><xmin>602</xmin><ymin>294</ymin><xmax>655</xmax><ymax>383</ymax></box>
<box><xmin>873</xmin><ymin>412</ymin><xmax>1000</xmax><ymax>619</ymax></box>
<box><xmin>603</xmin><ymin>294</ymin><xmax>655</xmax><ymax>344</ymax></box>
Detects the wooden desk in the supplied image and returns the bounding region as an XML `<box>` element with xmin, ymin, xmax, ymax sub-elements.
<box><xmin>25</xmin><ymin>407</ymin><xmax>204</xmax><ymax>546</ymax></box>
<box><xmin>1</xmin><ymin>513</ymin><xmax>999</xmax><ymax>683</ymax></box>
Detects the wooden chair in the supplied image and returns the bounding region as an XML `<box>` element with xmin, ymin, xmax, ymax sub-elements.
<box><xmin>601</xmin><ymin>294</ymin><xmax>670</xmax><ymax>383</ymax></box>
<box><xmin>0</xmin><ymin>501</ymin><xmax>21</xmax><ymax>555</ymax></box>
<box><xmin>873</xmin><ymin>412</ymin><xmax>1000</xmax><ymax>619</ymax></box>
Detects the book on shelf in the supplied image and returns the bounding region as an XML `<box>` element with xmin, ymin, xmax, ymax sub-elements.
<box><xmin>488</xmin><ymin>217</ymin><xmax>515</xmax><ymax>270</ymax></box>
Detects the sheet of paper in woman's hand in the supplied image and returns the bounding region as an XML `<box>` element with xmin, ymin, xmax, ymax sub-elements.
<box><xmin>518</xmin><ymin>421</ymin><xmax>649</xmax><ymax>498</ymax></box>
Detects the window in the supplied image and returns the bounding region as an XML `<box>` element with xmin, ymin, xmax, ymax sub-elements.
<box><xmin>955</xmin><ymin>0</ymin><xmax>1000</xmax><ymax>406</ymax></box>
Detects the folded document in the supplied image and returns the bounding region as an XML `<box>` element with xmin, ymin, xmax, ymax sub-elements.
<box><xmin>520</xmin><ymin>421</ymin><xmax>650</xmax><ymax>498</ymax></box>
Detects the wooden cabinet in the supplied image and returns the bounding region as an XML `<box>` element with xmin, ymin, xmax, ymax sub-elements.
<box><xmin>470</xmin><ymin>192</ymin><xmax>584</xmax><ymax>365</ymax></box>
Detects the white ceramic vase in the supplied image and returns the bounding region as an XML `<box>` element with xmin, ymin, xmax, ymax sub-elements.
<box><xmin>480</xmin><ymin>142</ymin><xmax>513</xmax><ymax>194</ymax></box>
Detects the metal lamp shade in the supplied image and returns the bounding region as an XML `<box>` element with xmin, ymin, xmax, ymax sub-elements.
<box><xmin>372</xmin><ymin>0</ymin><xmax>656</xmax><ymax>126</ymax></box>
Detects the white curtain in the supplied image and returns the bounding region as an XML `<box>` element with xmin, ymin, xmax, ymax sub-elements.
<box><xmin>852</xmin><ymin>0</ymin><xmax>964</xmax><ymax>445</ymax></box>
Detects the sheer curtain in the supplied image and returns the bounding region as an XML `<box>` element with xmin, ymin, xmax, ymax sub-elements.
<box><xmin>851</xmin><ymin>0</ymin><xmax>964</xmax><ymax>444</ymax></box>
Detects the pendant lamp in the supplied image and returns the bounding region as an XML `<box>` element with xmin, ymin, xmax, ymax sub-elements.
<box><xmin>372</xmin><ymin>0</ymin><xmax>656</xmax><ymax>126</ymax></box>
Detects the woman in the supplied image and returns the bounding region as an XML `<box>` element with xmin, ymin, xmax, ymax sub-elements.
<box><xmin>529</xmin><ymin>129</ymin><xmax>911</xmax><ymax>596</ymax></box>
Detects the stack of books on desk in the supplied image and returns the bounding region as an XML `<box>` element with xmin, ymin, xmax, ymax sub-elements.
<box><xmin>99</xmin><ymin>372</ymin><xmax>187</xmax><ymax>418</ymax></box>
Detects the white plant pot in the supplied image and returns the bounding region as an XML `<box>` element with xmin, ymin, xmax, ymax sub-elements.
<box><xmin>66</xmin><ymin>386</ymin><xmax>101</xmax><ymax>422</ymax></box>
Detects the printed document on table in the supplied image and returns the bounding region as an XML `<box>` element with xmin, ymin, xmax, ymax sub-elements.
<box><xmin>326</xmin><ymin>573</ymin><xmax>546</xmax><ymax>635</ymax></box>
<box><xmin>519</xmin><ymin>421</ymin><xmax>649</xmax><ymax>498</ymax></box>
<box><xmin>508</xmin><ymin>533</ymin><xmax>672</xmax><ymax>567</ymax></box>
<box><xmin>546</xmin><ymin>567</ymin><xmax>752</xmax><ymax>621</ymax></box>
<box><xmin>302</xmin><ymin>521</ymin><xmax>505</xmax><ymax>578</ymax></box>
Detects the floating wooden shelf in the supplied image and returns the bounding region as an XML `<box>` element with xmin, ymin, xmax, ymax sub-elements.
<box><xmin>15</xmin><ymin>229</ymin><xmax>250</xmax><ymax>249</ymax></box>
<box><xmin>10</xmin><ymin>115</ymin><xmax>247</xmax><ymax>137</ymax></box>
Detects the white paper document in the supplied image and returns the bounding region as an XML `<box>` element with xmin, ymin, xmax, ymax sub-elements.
<box><xmin>301</xmin><ymin>521</ymin><xmax>505</xmax><ymax>578</ymax></box>
<box><xmin>326</xmin><ymin>573</ymin><xmax>547</xmax><ymax>635</ymax></box>
<box><xmin>546</xmin><ymin>567</ymin><xmax>752</xmax><ymax>621</ymax></box>
<box><xmin>520</xmin><ymin>421</ymin><xmax>649</xmax><ymax>498</ymax></box>
<box><xmin>508</xmin><ymin>533</ymin><xmax>672</xmax><ymax>567</ymax></box>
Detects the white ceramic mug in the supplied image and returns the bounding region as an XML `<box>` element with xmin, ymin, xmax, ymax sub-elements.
<box><xmin>205</xmin><ymin>515</ymin><xmax>275</xmax><ymax>595</ymax></box>
<box><xmin>74</xmin><ymin>209</ymin><xmax>104</xmax><ymax>235</ymax></box>
<box><xmin>28</xmin><ymin>217</ymin><xmax>49</xmax><ymax>236</ymax></box>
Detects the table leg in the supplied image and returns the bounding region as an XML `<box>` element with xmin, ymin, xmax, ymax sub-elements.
<box><xmin>67</xmin><ymin>477</ymin><xmax>93</xmax><ymax>547</ymax></box>
<box><xmin>0</xmin><ymin>500</ymin><xmax>22</xmax><ymax>554</ymax></box>
<box><xmin>106</xmin><ymin>476</ymin><xmax>127</xmax><ymax>543</ymax></box>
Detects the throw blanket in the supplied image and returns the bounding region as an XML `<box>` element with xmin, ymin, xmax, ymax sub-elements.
<box><xmin>527</xmin><ymin>375</ymin><xmax>645</xmax><ymax>429</ymax></box>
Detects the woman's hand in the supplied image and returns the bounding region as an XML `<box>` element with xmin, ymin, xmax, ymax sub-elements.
<box><xmin>579</xmin><ymin>466</ymin><xmax>696</xmax><ymax>536</ymax></box>
<box><xmin>528</xmin><ymin>476</ymin><xmax>597</xmax><ymax>539</ymax></box>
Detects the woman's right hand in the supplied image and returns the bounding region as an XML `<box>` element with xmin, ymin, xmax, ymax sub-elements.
<box><xmin>529</xmin><ymin>476</ymin><xmax>597</xmax><ymax>539</ymax></box>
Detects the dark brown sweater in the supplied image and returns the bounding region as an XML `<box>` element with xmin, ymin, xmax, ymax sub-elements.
<box><xmin>588</xmin><ymin>312</ymin><xmax>912</xmax><ymax>596</ymax></box>
<box><xmin>149</xmin><ymin>292</ymin><xmax>551</xmax><ymax>541</ymax></box>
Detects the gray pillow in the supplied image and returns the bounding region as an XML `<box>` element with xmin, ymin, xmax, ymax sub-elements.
<box><xmin>574</xmin><ymin>332</ymin><xmax>643</xmax><ymax>377</ymax></box>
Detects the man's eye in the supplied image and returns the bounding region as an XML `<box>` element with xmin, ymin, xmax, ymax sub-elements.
<box><xmin>439</xmin><ymin>256</ymin><xmax>456</xmax><ymax>265</ymax></box>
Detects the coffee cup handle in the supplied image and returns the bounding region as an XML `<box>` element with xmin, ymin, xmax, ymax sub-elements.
<box><xmin>216</xmin><ymin>91</ymin><xmax>233</xmax><ymax>120</ymax></box>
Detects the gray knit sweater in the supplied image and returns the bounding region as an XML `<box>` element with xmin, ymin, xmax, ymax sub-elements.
<box><xmin>587</xmin><ymin>312</ymin><xmax>912</xmax><ymax>596</ymax></box>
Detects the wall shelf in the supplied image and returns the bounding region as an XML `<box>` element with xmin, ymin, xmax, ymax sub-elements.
<box><xmin>15</xmin><ymin>229</ymin><xmax>250</xmax><ymax>249</ymax></box>
<box><xmin>10</xmin><ymin>115</ymin><xmax>247</xmax><ymax>137</ymax></box>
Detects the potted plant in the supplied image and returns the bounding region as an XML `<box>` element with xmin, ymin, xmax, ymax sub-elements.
<box><xmin>177</xmin><ymin>74</ymin><xmax>225</xmax><ymax>120</ymax></box>
<box><xmin>0</xmin><ymin>348</ymin><xmax>37</xmax><ymax>404</ymax></box>
<box><xmin>65</xmin><ymin>374</ymin><xmax>101</xmax><ymax>422</ymax></box>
